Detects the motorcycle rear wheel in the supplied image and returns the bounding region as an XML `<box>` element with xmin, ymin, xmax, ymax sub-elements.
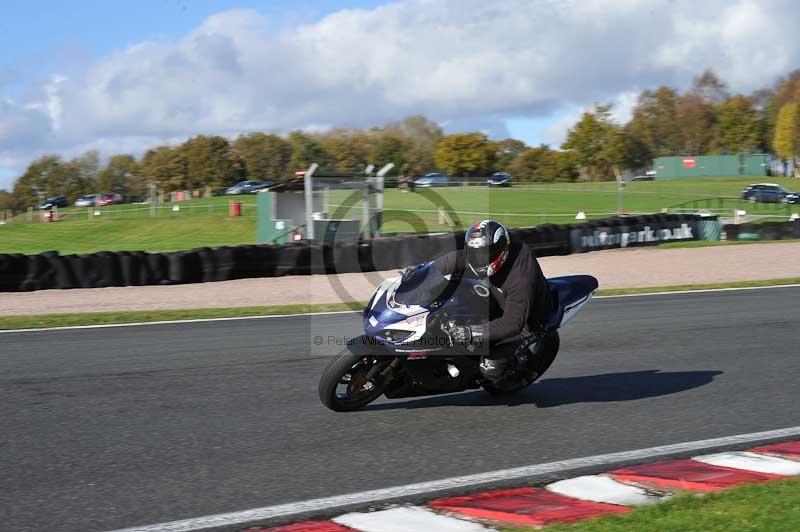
<box><xmin>483</xmin><ymin>331</ymin><xmax>560</xmax><ymax>396</ymax></box>
<box><xmin>318</xmin><ymin>351</ymin><xmax>389</xmax><ymax>412</ymax></box>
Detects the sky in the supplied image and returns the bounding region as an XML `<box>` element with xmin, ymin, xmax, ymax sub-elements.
<box><xmin>1</xmin><ymin>0</ymin><xmax>799</xmax><ymax>189</ymax></box>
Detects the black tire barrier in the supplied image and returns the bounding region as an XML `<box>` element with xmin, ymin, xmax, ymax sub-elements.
<box><xmin>1</xmin><ymin>215</ymin><xmax>726</xmax><ymax>292</ymax></box>
<box><xmin>724</xmin><ymin>220</ymin><xmax>800</xmax><ymax>241</ymax></box>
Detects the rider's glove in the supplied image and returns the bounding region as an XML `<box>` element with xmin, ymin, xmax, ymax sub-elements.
<box><xmin>446</xmin><ymin>323</ymin><xmax>484</xmax><ymax>346</ymax></box>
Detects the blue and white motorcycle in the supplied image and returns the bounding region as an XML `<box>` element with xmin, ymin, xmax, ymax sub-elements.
<box><xmin>318</xmin><ymin>262</ymin><xmax>598</xmax><ymax>412</ymax></box>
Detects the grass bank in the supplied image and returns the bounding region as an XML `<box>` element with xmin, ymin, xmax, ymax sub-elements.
<box><xmin>3</xmin><ymin>277</ymin><xmax>800</xmax><ymax>330</ymax></box>
<box><xmin>506</xmin><ymin>476</ymin><xmax>800</xmax><ymax>532</ymax></box>
<box><xmin>2</xmin><ymin>177</ymin><xmax>798</xmax><ymax>254</ymax></box>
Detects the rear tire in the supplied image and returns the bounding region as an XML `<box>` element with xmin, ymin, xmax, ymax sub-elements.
<box><xmin>318</xmin><ymin>351</ymin><xmax>388</xmax><ymax>412</ymax></box>
<box><xmin>483</xmin><ymin>331</ymin><xmax>560</xmax><ymax>396</ymax></box>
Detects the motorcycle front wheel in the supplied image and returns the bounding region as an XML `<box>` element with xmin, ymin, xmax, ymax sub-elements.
<box><xmin>318</xmin><ymin>351</ymin><xmax>389</xmax><ymax>412</ymax></box>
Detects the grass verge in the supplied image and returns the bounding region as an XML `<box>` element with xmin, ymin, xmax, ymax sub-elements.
<box><xmin>506</xmin><ymin>476</ymin><xmax>800</xmax><ymax>532</ymax></box>
<box><xmin>658</xmin><ymin>239</ymin><xmax>800</xmax><ymax>249</ymax></box>
<box><xmin>0</xmin><ymin>302</ymin><xmax>364</xmax><ymax>330</ymax></box>
<box><xmin>3</xmin><ymin>277</ymin><xmax>800</xmax><ymax>330</ymax></box>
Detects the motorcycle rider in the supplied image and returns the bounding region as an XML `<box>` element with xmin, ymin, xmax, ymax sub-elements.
<box><xmin>405</xmin><ymin>220</ymin><xmax>553</xmax><ymax>382</ymax></box>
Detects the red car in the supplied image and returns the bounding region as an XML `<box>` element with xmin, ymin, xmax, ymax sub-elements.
<box><xmin>96</xmin><ymin>193</ymin><xmax>123</xmax><ymax>206</ymax></box>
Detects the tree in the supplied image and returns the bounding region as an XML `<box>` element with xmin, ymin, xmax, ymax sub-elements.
<box><xmin>710</xmin><ymin>95</ymin><xmax>762</xmax><ymax>154</ymax></box>
<box><xmin>690</xmin><ymin>69</ymin><xmax>729</xmax><ymax>104</ymax></box>
<box><xmin>508</xmin><ymin>145</ymin><xmax>560</xmax><ymax>182</ymax></box>
<box><xmin>233</xmin><ymin>133</ymin><xmax>293</xmax><ymax>182</ymax></box>
<box><xmin>97</xmin><ymin>154</ymin><xmax>144</xmax><ymax>199</ymax></box>
<box><xmin>494</xmin><ymin>139</ymin><xmax>526</xmax><ymax>171</ymax></box>
<box><xmin>676</xmin><ymin>93</ymin><xmax>716</xmax><ymax>154</ymax></box>
<box><xmin>626</xmin><ymin>87</ymin><xmax>684</xmax><ymax>158</ymax></box>
<box><xmin>320</xmin><ymin>129</ymin><xmax>372</xmax><ymax>173</ymax></box>
<box><xmin>369</xmin><ymin>132</ymin><xmax>411</xmax><ymax>175</ymax></box>
<box><xmin>773</xmin><ymin>102</ymin><xmax>800</xmax><ymax>174</ymax></box>
<box><xmin>140</xmin><ymin>146</ymin><xmax>188</xmax><ymax>192</ymax></box>
<box><xmin>561</xmin><ymin>104</ymin><xmax>630</xmax><ymax>180</ymax></box>
<box><xmin>287</xmin><ymin>131</ymin><xmax>331</xmax><ymax>171</ymax></box>
<box><xmin>0</xmin><ymin>189</ymin><xmax>13</xmax><ymax>215</ymax></box>
<box><xmin>385</xmin><ymin>115</ymin><xmax>443</xmax><ymax>175</ymax></box>
<box><xmin>434</xmin><ymin>133</ymin><xmax>496</xmax><ymax>176</ymax></box>
<box><xmin>63</xmin><ymin>150</ymin><xmax>100</xmax><ymax>201</ymax></box>
<box><xmin>12</xmin><ymin>155</ymin><xmax>71</xmax><ymax>208</ymax></box>
<box><xmin>181</xmin><ymin>135</ymin><xmax>243</xmax><ymax>189</ymax></box>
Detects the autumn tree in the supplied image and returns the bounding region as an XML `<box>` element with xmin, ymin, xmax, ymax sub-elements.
<box><xmin>12</xmin><ymin>155</ymin><xmax>71</xmax><ymax>208</ymax></box>
<box><xmin>710</xmin><ymin>95</ymin><xmax>762</xmax><ymax>154</ymax></box>
<box><xmin>626</xmin><ymin>87</ymin><xmax>684</xmax><ymax>158</ymax></box>
<box><xmin>508</xmin><ymin>145</ymin><xmax>560</xmax><ymax>182</ymax></box>
<box><xmin>369</xmin><ymin>132</ymin><xmax>411</xmax><ymax>175</ymax></box>
<box><xmin>494</xmin><ymin>139</ymin><xmax>526</xmax><ymax>172</ymax></box>
<box><xmin>773</xmin><ymin>102</ymin><xmax>800</xmax><ymax>175</ymax></box>
<box><xmin>0</xmin><ymin>189</ymin><xmax>15</xmax><ymax>214</ymax></box>
<box><xmin>233</xmin><ymin>133</ymin><xmax>292</xmax><ymax>182</ymax></box>
<box><xmin>61</xmin><ymin>151</ymin><xmax>100</xmax><ymax>202</ymax></box>
<box><xmin>385</xmin><ymin>116</ymin><xmax>443</xmax><ymax>175</ymax></box>
<box><xmin>562</xmin><ymin>105</ymin><xmax>635</xmax><ymax>180</ymax></box>
<box><xmin>181</xmin><ymin>135</ymin><xmax>243</xmax><ymax>189</ymax></box>
<box><xmin>434</xmin><ymin>133</ymin><xmax>496</xmax><ymax>177</ymax></box>
<box><xmin>140</xmin><ymin>146</ymin><xmax>187</xmax><ymax>192</ymax></box>
<box><xmin>320</xmin><ymin>129</ymin><xmax>372</xmax><ymax>173</ymax></box>
<box><xmin>287</xmin><ymin>131</ymin><xmax>331</xmax><ymax>171</ymax></box>
<box><xmin>97</xmin><ymin>154</ymin><xmax>144</xmax><ymax>199</ymax></box>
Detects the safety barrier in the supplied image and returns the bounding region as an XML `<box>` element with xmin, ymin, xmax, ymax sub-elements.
<box><xmin>0</xmin><ymin>214</ymin><xmax>711</xmax><ymax>292</ymax></box>
<box><xmin>723</xmin><ymin>221</ymin><xmax>800</xmax><ymax>241</ymax></box>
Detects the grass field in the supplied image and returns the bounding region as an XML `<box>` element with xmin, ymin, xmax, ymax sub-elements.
<box><xmin>507</xmin><ymin>476</ymin><xmax>800</xmax><ymax>532</ymax></box>
<box><xmin>1</xmin><ymin>177</ymin><xmax>799</xmax><ymax>254</ymax></box>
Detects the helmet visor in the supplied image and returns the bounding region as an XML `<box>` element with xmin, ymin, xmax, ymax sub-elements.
<box><xmin>466</xmin><ymin>244</ymin><xmax>493</xmax><ymax>274</ymax></box>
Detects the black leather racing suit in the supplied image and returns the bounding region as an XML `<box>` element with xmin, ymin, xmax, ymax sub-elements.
<box><xmin>433</xmin><ymin>241</ymin><xmax>553</xmax><ymax>357</ymax></box>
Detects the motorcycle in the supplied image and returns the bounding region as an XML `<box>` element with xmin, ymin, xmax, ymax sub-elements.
<box><xmin>318</xmin><ymin>262</ymin><xmax>598</xmax><ymax>412</ymax></box>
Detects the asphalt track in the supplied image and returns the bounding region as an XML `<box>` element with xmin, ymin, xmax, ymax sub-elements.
<box><xmin>2</xmin><ymin>286</ymin><xmax>800</xmax><ymax>532</ymax></box>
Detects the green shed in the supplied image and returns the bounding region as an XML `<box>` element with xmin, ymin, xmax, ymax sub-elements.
<box><xmin>653</xmin><ymin>154</ymin><xmax>769</xmax><ymax>179</ymax></box>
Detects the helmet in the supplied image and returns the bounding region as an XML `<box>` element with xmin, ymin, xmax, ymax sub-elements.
<box><xmin>464</xmin><ymin>220</ymin><xmax>510</xmax><ymax>277</ymax></box>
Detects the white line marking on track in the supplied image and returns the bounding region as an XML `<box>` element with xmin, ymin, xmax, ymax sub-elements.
<box><xmin>546</xmin><ymin>475</ymin><xmax>665</xmax><ymax>506</ymax></box>
<box><xmin>104</xmin><ymin>426</ymin><xmax>800</xmax><ymax>532</ymax></box>
<box><xmin>594</xmin><ymin>283</ymin><xmax>800</xmax><ymax>299</ymax></box>
<box><xmin>4</xmin><ymin>283</ymin><xmax>800</xmax><ymax>334</ymax></box>
<box><xmin>334</xmin><ymin>506</ymin><xmax>495</xmax><ymax>532</ymax></box>
<box><xmin>693</xmin><ymin>451</ymin><xmax>800</xmax><ymax>475</ymax></box>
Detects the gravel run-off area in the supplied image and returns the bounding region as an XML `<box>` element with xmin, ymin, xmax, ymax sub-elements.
<box><xmin>2</xmin><ymin>242</ymin><xmax>800</xmax><ymax>317</ymax></box>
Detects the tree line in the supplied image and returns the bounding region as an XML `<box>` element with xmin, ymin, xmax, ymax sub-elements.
<box><xmin>2</xmin><ymin>68</ymin><xmax>799</xmax><ymax>212</ymax></box>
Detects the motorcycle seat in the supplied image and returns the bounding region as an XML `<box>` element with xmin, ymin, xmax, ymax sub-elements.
<box><xmin>545</xmin><ymin>275</ymin><xmax>599</xmax><ymax>331</ymax></box>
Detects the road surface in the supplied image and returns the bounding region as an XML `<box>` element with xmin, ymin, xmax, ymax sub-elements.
<box><xmin>2</xmin><ymin>286</ymin><xmax>799</xmax><ymax>531</ymax></box>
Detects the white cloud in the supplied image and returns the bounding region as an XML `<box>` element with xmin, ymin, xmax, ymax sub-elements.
<box><xmin>1</xmin><ymin>0</ymin><xmax>799</xmax><ymax>188</ymax></box>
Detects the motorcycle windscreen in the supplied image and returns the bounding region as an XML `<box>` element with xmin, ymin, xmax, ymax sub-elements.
<box><xmin>393</xmin><ymin>263</ymin><xmax>451</xmax><ymax>307</ymax></box>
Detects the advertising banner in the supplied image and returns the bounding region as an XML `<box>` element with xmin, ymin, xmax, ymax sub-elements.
<box><xmin>569</xmin><ymin>219</ymin><xmax>700</xmax><ymax>253</ymax></box>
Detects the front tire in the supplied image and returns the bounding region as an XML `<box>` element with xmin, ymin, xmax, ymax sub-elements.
<box><xmin>318</xmin><ymin>351</ymin><xmax>389</xmax><ymax>412</ymax></box>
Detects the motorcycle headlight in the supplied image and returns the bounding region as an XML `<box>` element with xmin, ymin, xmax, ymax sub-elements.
<box><xmin>381</xmin><ymin>330</ymin><xmax>414</xmax><ymax>342</ymax></box>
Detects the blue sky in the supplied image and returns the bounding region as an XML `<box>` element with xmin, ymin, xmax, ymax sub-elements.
<box><xmin>1</xmin><ymin>0</ymin><xmax>797</xmax><ymax>189</ymax></box>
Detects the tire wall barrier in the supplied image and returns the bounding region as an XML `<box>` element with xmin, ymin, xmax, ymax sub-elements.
<box><xmin>723</xmin><ymin>221</ymin><xmax>800</xmax><ymax>241</ymax></box>
<box><xmin>0</xmin><ymin>215</ymin><xmax>723</xmax><ymax>292</ymax></box>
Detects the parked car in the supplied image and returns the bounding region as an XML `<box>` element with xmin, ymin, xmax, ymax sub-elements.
<box><xmin>631</xmin><ymin>170</ymin><xmax>656</xmax><ymax>181</ymax></box>
<box><xmin>96</xmin><ymin>193</ymin><xmax>123</xmax><ymax>206</ymax></box>
<box><xmin>38</xmin><ymin>196</ymin><xmax>69</xmax><ymax>209</ymax></box>
<box><xmin>225</xmin><ymin>180</ymin><xmax>273</xmax><ymax>194</ymax></box>
<box><xmin>487</xmin><ymin>172</ymin><xmax>512</xmax><ymax>187</ymax></box>
<box><xmin>413</xmin><ymin>172</ymin><xmax>449</xmax><ymax>187</ymax></box>
<box><xmin>741</xmin><ymin>183</ymin><xmax>800</xmax><ymax>204</ymax></box>
<box><xmin>74</xmin><ymin>194</ymin><xmax>99</xmax><ymax>207</ymax></box>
